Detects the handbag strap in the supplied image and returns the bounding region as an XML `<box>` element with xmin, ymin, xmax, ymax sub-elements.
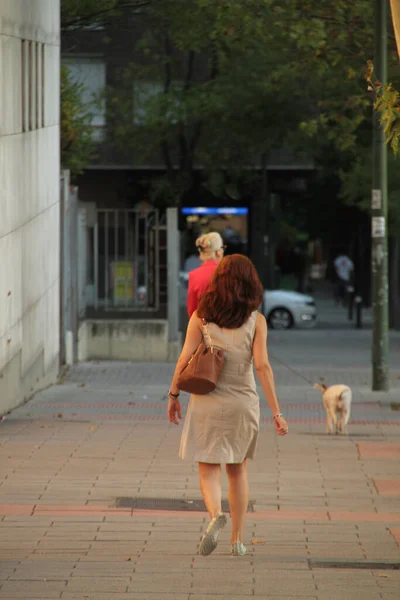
<box><xmin>201</xmin><ymin>319</ymin><xmax>215</xmax><ymax>353</ymax></box>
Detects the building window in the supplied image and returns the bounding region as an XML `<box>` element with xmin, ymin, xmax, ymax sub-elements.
<box><xmin>36</xmin><ymin>42</ymin><xmax>41</xmax><ymax>129</ymax></box>
<box><xmin>29</xmin><ymin>41</ymin><xmax>36</xmax><ymax>131</ymax></box>
<box><xmin>21</xmin><ymin>40</ymin><xmax>26</xmax><ymax>131</ymax></box>
<box><xmin>21</xmin><ymin>40</ymin><xmax>46</xmax><ymax>132</ymax></box>
<box><xmin>62</xmin><ymin>56</ymin><xmax>106</xmax><ymax>136</ymax></box>
<box><xmin>133</xmin><ymin>81</ymin><xmax>182</xmax><ymax>125</ymax></box>
<box><xmin>41</xmin><ymin>44</ymin><xmax>45</xmax><ymax>127</ymax></box>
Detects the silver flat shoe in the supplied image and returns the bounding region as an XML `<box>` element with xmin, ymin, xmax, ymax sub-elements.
<box><xmin>231</xmin><ymin>542</ymin><xmax>247</xmax><ymax>556</ymax></box>
<box><xmin>199</xmin><ymin>513</ymin><xmax>227</xmax><ymax>556</ymax></box>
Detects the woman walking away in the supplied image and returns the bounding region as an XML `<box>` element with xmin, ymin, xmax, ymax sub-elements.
<box><xmin>187</xmin><ymin>232</ymin><xmax>225</xmax><ymax>318</ymax></box>
<box><xmin>168</xmin><ymin>255</ymin><xmax>288</xmax><ymax>556</ymax></box>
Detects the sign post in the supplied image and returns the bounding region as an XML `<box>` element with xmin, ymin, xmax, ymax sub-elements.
<box><xmin>371</xmin><ymin>0</ymin><xmax>389</xmax><ymax>391</ymax></box>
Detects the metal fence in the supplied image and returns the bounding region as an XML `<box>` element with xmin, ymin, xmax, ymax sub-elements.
<box><xmin>91</xmin><ymin>208</ymin><xmax>166</xmax><ymax>311</ymax></box>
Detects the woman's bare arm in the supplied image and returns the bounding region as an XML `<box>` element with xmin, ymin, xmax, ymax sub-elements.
<box><xmin>253</xmin><ymin>312</ymin><xmax>288</xmax><ymax>435</ymax></box>
<box><xmin>168</xmin><ymin>311</ymin><xmax>203</xmax><ymax>424</ymax></box>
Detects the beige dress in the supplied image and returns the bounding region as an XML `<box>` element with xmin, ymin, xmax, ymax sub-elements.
<box><xmin>179</xmin><ymin>311</ymin><xmax>260</xmax><ymax>464</ymax></box>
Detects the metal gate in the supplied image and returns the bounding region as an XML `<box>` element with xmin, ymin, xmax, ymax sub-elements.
<box><xmin>92</xmin><ymin>208</ymin><xmax>165</xmax><ymax>311</ymax></box>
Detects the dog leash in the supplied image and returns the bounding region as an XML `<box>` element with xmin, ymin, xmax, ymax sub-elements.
<box><xmin>269</xmin><ymin>353</ymin><xmax>316</xmax><ymax>387</ymax></box>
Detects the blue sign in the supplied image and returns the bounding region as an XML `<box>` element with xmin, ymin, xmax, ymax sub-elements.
<box><xmin>182</xmin><ymin>207</ymin><xmax>248</xmax><ymax>215</ymax></box>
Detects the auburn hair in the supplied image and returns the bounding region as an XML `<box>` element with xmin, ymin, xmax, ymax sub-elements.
<box><xmin>197</xmin><ymin>254</ymin><xmax>263</xmax><ymax>329</ymax></box>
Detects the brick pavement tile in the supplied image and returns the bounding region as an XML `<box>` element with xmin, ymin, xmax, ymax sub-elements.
<box><xmin>61</xmin><ymin>595</ymin><xmax>189</xmax><ymax>600</ymax></box>
<box><xmin>1</xmin><ymin>517</ymin><xmax>53</xmax><ymax>525</ymax></box>
<box><xmin>192</xmin><ymin>569</ymin><xmax>253</xmax><ymax>584</ymax></box>
<box><xmin>252</xmin><ymin>510</ymin><xmax>329</xmax><ymax>521</ymax></box>
<box><xmin>310</xmin><ymin>571</ymin><xmax>376</xmax><ymax>583</ymax></box>
<box><xmin>0</xmin><ymin>530</ymin><xmax>47</xmax><ymax>540</ymax></box>
<box><xmin>72</xmin><ymin>561</ymin><xmax>136</xmax><ymax>573</ymax></box>
<box><xmin>95</xmin><ymin>532</ymin><xmax>150</xmax><ymax>541</ymax></box>
<box><xmin>0</xmin><ymin>580</ymin><xmax>66</xmax><ymax>598</ymax></box>
<box><xmin>65</xmin><ymin>577</ymin><xmax>130</xmax><ymax>593</ymax></box>
<box><xmin>374</xmin><ymin>571</ymin><xmax>400</xmax><ymax>583</ymax></box>
<box><xmin>41</xmin><ymin>516</ymin><xmax>105</xmax><ymax>522</ymax></box>
<box><xmin>0</xmin><ymin>542</ymin><xmax>38</xmax><ymax>552</ymax></box>
<box><xmin>314</xmin><ymin>580</ymin><xmax>378</xmax><ymax>591</ymax></box>
<box><xmin>306</xmin><ymin>546</ymin><xmax>365</xmax><ymax>558</ymax></box>
<box><xmin>44</xmin><ymin>531</ymin><xmax>97</xmax><ymax>540</ymax></box>
<box><xmin>374</xmin><ymin>479</ymin><xmax>400</xmax><ymax>496</ymax></box>
<box><xmin>305</xmin><ymin>534</ymin><xmax>359</xmax><ymax>542</ymax></box>
<box><xmin>373</xmin><ymin>501</ymin><xmax>400</xmax><ymax>513</ymax></box>
<box><xmin>190</xmin><ymin>597</ymin><xmax>317</xmax><ymax>600</ymax></box>
<box><xmin>142</xmin><ymin>543</ymin><xmax>199</xmax><ymax>554</ymax></box>
<box><xmin>0</xmin><ymin>564</ymin><xmax>18</xmax><ymax>580</ymax></box>
<box><xmin>9</xmin><ymin>568</ymin><xmax>75</xmax><ymax>581</ymax></box>
<box><xmin>329</xmin><ymin>511</ymin><xmax>400</xmax><ymax>522</ymax></box>
<box><xmin>89</xmin><ymin>541</ymin><xmax>146</xmax><ymax>551</ymax></box>
<box><xmin>191</xmin><ymin>581</ymin><xmax>254</xmax><ymax>596</ymax></box>
<box><xmin>0</xmin><ymin>505</ymin><xmax>34</xmax><ymax>516</ymax></box>
<box><xmin>357</xmin><ymin>443</ymin><xmax>400</xmax><ymax>459</ymax></box>
<box><xmin>127</xmin><ymin>573</ymin><xmax>193</xmax><ymax>594</ymax></box>
<box><xmin>36</xmin><ymin>541</ymin><xmax>92</xmax><ymax>551</ymax></box>
<box><xmin>317</xmin><ymin>593</ymin><xmax>383</xmax><ymax>600</ymax></box>
<box><xmin>32</xmin><ymin>549</ymin><xmax>88</xmax><ymax>560</ymax></box>
<box><xmin>389</xmin><ymin>527</ymin><xmax>400</xmax><ymax>546</ymax></box>
<box><xmin>250</xmin><ymin>560</ymin><xmax>310</xmax><ymax>570</ymax></box>
<box><xmin>254</xmin><ymin>581</ymin><xmax>317</xmax><ymax>596</ymax></box>
<box><xmin>50</xmin><ymin>522</ymin><xmax>100</xmax><ymax>530</ymax></box>
<box><xmin>375</xmin><ymin>581</ymin><xmax>400</xmax><ymax>592</ymax></box>
<box><xmin>0</xmin><ymin>551</ymin><xmax>31</xmax><ymax>561</ymax></box>
<box><xmin>249</xmin><ymin>547</ymin><xmax>309</xmax><ymax>558</ymax></box>
<box><xmin>28</xmin><ymin>553</ymin><xmax>86</xmax><ymax>562</ymax></box>
<box><xmin>133</xmin><ymin>564</ymin><xmax>192</xmax><ymax>573</ymax></box>
<box><xmin>97</xmin><ymin>524</ymin><xmax>156</xmax><ymax>532</ymax></box>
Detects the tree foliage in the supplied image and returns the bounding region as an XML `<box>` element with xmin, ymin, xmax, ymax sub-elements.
<box><xmin>366</xmin><ymin>61</ymin><xmax>400</xmax><ymax>155</ymax></box>
<box><xmin>109</xmin><ymin>0</ymin><xmax>315</xmax><ymax>203</ymax></box>
<box><xmin>60</xmin><ymin>64</ymin><xmax>96</xmax><ymax>178</ymax></box>
<box><xmin>61</xmin><ymin>0</ymin><xmax>147</xmax><ymax>31</ymax></box>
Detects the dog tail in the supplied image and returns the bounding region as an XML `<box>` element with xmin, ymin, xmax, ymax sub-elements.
<box><xmin>313</xmin><ymin>383</ymin><xmax>326</xmax><ymax>394</ymax></box>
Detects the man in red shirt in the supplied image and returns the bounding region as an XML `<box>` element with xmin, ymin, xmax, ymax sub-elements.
<box><xmin>187</xmin><ymin>232</ymin><xmax>225</xmax><ymax>317</ymax></box>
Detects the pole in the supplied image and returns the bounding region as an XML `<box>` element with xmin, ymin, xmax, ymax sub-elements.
<box><xmin>371</xmin><ymin>0</ymin><xmax>389</xmax><ymax>391</ymax></box>
<box><xmin>252</xmin><ymin>153</ymin><xmax>268</xmax><ymax>287</ymax></box>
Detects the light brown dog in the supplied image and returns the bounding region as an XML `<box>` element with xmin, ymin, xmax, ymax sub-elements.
<box><xmin>314</xmin><ymin>383</ymin><xmax>352</xmax><ymax>434</ymax></box>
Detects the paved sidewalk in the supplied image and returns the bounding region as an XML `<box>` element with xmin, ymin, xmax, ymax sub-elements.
<box><xmin>1</xmin><ymin>308</ymin><xmax>400</xmax><ymax>599</ymax></box>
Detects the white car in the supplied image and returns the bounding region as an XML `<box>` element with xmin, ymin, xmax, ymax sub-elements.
<box><xmin>263</xmin><ymin>290</ymin><xmax>317</xmax><ymax>329</ymax></box>
<box><xmin>179</xmin><ymin>271</ymin><xmax>317</xmax><ymax>330</ymax></box>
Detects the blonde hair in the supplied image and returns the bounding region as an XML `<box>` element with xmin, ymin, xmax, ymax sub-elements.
<box><xmin>195</xmin><ymin>232</ymin><xmax>223</xmax><ymax>256</ymax></box>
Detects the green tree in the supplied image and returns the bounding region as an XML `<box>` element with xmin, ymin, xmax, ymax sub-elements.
<box><xmin>109</xmin><ymin>0</ymin><xmax>312</xmax><ymax>205</ymax></box>
<box><xmin>61</xmin><ymin>0</ymin><xmax>147</xmax><ymax>31</ymax></box>
<box><xmin>60</xmin><ymin>64</ymin><xmax>96</xmax><ymax>178</ymax></box>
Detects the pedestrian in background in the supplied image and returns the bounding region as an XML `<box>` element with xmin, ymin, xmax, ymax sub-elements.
<box><xmin>333</xmin><ymin>253</ymin><xmax>354</xmax><ymax>306</ymax></box>
<box><xmin>168</xmin><ymin>255</ymin><xmax>288</xmax><ymax>556</ymax></box>
<box><xmin>186</xmin><ymin>232</ymin><xmax>225</xmax><ymax>318</ymax></box>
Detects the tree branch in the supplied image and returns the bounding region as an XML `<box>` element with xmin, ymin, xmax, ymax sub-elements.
<box><xmin>184</xmin><ymin>51</ymin><xmax>195</xmax><ymax>91</ymax></box>
<box><xmin>161</xmin><ymin>31</ymin><xmax>173</xmax><ymax>180</ymax></box>
<box><xmin>61</xmin><ymin>1</ymin><xmax>149</xmax><ymax>31</ymax></box>
<box><xmin>163</xmin><ymin>33</ymin><xmax>172</xmax><ymax>93</ymax></box>
<box><xmin>186</xmin><ymin>45</ymin><xmax>218</xmax><ymax>165</ymax></box>
<box><xmin>160</xmin><ymin>139</ymin><xmax>174</xmax><ymax>175</ymax></box>
<box><xmin>210</xmin><ymin>43</ymin><xmax>219</xmax><ymax>80</ymax></box>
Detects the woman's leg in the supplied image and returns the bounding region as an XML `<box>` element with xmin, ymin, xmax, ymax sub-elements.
<box><xmin>226</xmin><ymin>460</ymin><xmax>249</xmax><ymax>544</ymax></box>
<box><xmin>198</xmin><ymin>462</ymin><xmax>222</xmax><ymax>518</ymax></box>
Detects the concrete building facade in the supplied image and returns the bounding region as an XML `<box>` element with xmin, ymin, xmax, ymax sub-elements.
<box><xmin>0</xmin><ymin>0</ymin><xmax>60</xmax><ymax>414</ymax></box>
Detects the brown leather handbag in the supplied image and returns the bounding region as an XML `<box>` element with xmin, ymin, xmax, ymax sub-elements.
<box><xmin>177</xmin><ymin>321</ymin><xmax>224</xmax><ymax>395</ymax></box>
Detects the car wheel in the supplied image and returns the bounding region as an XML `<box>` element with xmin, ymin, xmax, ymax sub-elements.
<box><xmin>268</xmin><ymin>307</ymin><xmax>294</xmax><ymax>330</ymax></box>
